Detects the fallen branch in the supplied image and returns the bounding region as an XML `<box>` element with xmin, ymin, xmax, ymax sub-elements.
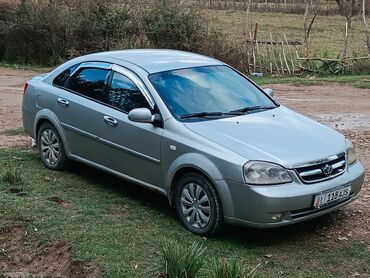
<box><xmin>246</xmin><ymin>38</ymin><xmax>302</xmax><ymax>45</ymax></box>
<box><xmin>296</xmin><ymin>56</ymin><xmax>370</xmax><ymax>62</ymax></box>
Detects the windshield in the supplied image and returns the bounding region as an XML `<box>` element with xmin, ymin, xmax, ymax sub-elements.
<box><xmin>149</xmin><ymin>65</ymin><xmax>277</xmax><ymax>121</ymax></box>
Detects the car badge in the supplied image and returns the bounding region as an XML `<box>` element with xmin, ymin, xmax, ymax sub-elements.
<box><xmin>322</xmin><ymin>164</ymin><xmax>333</xmax><ymax>175</ymax></box>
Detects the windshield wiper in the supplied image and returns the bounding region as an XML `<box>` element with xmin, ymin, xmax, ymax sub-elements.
<box><xmin>180</xmin><ymin>111</ymin><xmax>223</xmax><ymax>119</ymax></box>
<box><xmin>229</xmin><ymin>105</ymin><xmax>276</xmax><ymax>114</ymax></box>
<box><xmin>180</xmin><ymin>106</ymin><xmax>276</xmax><ymax>119</ymax></box>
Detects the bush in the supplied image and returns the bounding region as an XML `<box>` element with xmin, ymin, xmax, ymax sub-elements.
<box><xmin>143</xmin><ymin>0</ymin><xmax>207</xmax><ymax>51</ymax></box>
<box><xmin>142</xmin><ymin>0</ymin><xmax>250</xmax><ymax>72</ymax></box>
<box><xmin>65</xmin><ymin>1</ymin><xmax>140</xmax><ymax>56</ymax></box>
<box><xmin>206</xmin><ymin>258</ymin><xmax>246</xmax><ymax>278</ymax></box>
<box><xmin>158</xmin><ymin>240</ymin><xmax>205</xmax><ymax>278</ymax></box>
<box><xmin>0</xmin><ymin>2</ymin><xmax>15</xmax><ymax>60</ymax></box>
<box><xmin>1</xmin><ymin>0</ymin><xmax>66</xmax><ymax>65</ymax></box>
<box><xmin>1</xmin><ymin>165</ymin><xmax>23</xmax><ymax>185</ymax></box>
<box><xmin>0</xmin><ymin>0</ymin><xmax>251</xmax><ymax>72</ymax></box>
<box><xmin>0</xmin><ymin>0</ymin><xmax>141</xmax><ymax>65</ymax></box>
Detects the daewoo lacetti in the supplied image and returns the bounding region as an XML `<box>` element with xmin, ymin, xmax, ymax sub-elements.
<box><xmin>22</xmin><ymin>50</ymin><xmax>365</xmax><ymax>236</ymax></box>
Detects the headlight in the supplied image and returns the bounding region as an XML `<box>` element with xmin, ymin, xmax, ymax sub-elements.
<box><xmin>346</xmin><ymin>139</ymin><xmax>357</xmax><ymax>165</ymax></box>
<box><xmin>243</xmin><ymin>161</ymin><xmax>292</xmax><ymax>185</ymax></box>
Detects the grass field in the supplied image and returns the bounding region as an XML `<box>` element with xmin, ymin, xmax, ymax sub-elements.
<box><xmin>1</xmin><ymin>148</ymin><xmax>370</xmax><ymax>277</ymax></box>
<box><xmin>209</xmin><ymin>10</ymin><xmax>369</xmax><ymax>58</ymax></box>
<box><xmin>0</xmin><ymin>127</ymin><xmax>27</xmax><ymax>136</ymax></box>
<box><xmin>250</xmin><ymin>74</ymin><xmax>370</xmax><ymax>89</ymax></box>
<box><xmin>0</xmin><ymin>62</ymin><xmax>51</xmax><ymax>72</ymax></box>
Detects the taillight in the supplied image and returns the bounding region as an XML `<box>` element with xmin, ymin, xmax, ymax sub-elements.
<box><xmin>23</xmin><ymin>82</ymin><xmax>29</xmax><ymax>94</ymax></box>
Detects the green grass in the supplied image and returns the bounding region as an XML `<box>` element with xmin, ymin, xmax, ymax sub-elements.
<box><xmin>0</xmin><ymin>165</ymin><xmax>23</xmax><ymax>185</ymax></box>
<box><xmin>0</xmin><ymin>62</ymin><xmax>52</xmax><ymax>72</ymax></box>
<box><xmin>250</xmin><ymin>74</ymin><xmax>370</xmax><ymax>89</ymax></box>
<box><xmin>158</xmin><ymin>240</ymin><xmax>205</xmax><ymax>278</ymax></box>
<box><xmin>209</xmin><ymin>10</ymin><xmax>368</xmax><ymax>58</ymax></box>
<box><xmin>0</xmin><ymin>127</ymin><xmax>27</xmax><ymax>136</ymax></box>
<box><xmin>207</xmin><ymin>258</ymin><xmax>249</xmax><ymax>278</ymax></box>
<box><xmin>0</xmin><ymin>148</ymin><xmax>369</xmax><ymax>277</ymax></box>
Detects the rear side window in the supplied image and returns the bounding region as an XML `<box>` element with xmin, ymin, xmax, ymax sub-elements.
<box><xmin>66</xmin><ymin>68</ymin><xmax>110</xmax><ymax>102</ymax></box>
<box><xmin>107</xmin><ymin>72</ymin><xmax>150</xmax><ymax>113</ymax></box>
<box><xmin>53</xmin><ymin>64</ymin><xmax>79</xmax><ymax>87</ymax></box>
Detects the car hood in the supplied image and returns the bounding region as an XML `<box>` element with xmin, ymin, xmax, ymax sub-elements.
<box><xmin>184</xmin><ymin>106</ymin><xmax>346</xmax><ymax>168</ymax></box>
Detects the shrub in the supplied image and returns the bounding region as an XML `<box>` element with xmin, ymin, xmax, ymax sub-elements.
<box><xmin>0</xmin><ymin>2</ymin><xmax>15</xmax><ymax>60</ymax></box>
<box><xmin>142</xmin><ymin>0</ymin><xmax>249</xmax><ymax>72</ymax></box>
<box><xmin>158</xmin><ymin>240</ymin><xmax>205</xmax><ymax>278</ymax></box>
<box><xmin>1</xmin><ymin>165</ymin><xmax>23</xmax><ymax>185</ymax></box>
<box><xmin>0</xmin><ymin>0</ymin><xmax>255</xmax><ymax>72</ymax></box>
<box><xmin>2</xmin><ymin>0</ymin><xmax>67</xmax><ymax>65</ymax></box>
<box><xmin>143</xmin><ymin>0</ymin><xmax>208</xmax><ymax>51</ymax></box>
<box><xmin>206</xmin><ymin>258</ymin><xmax>246</xmax><ymax>278</ymax></box>
<box><xmin>0</xmin><ymin>0</ymin><xmax>142</xmax><ymax>64</ymax></box>
<box><xmin>203</xmin><ymin>36</ymin><xmax>250</xmax><ymax>74</ymax></box>
<box><xmin>65</xmin><ymin>1</ymin><xmax>140</xmax><ymax>56</ymax></box>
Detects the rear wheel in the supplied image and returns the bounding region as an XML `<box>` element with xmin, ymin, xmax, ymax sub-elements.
<box><xmin>37</xmin><ymin>123</ymin><xmax>67</xmax><ymax>170</ymax></box>
<box><xmin>175</xmin><ymin>173</ymin><xmax>223</xmax><ymax>237</ymax></box>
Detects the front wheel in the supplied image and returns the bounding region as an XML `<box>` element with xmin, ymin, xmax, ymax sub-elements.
<box><xmin>175</xmin><ymin>173</ymin><xmax>223</xmax><ymax>237</ymax></box>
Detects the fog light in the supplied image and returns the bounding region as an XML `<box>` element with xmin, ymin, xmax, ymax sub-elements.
<box><xmin>271</xmin><ymin>213</ymin><xmax>282</xmax><ymax>221</ymax></box>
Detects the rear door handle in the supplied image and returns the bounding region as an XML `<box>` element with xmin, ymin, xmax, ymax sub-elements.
<box><xmin>103</xmin><ymin>116</ymin><xmax>118</xmax><ymax>127</ymax></box>
<box><xmin>57</xmin><ymin>98</ymin><xmax>69</xmax><ymax>107</ymax></box>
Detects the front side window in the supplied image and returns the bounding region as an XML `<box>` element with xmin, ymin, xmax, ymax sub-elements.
<box><xmin>66</xmin><ymin>68</ymin><xmax>110</xmax><ymax>102</ymax></box>
<box><xmin>149</xmin><ymin>65</ymin><xmax>277</xmax><ymax>120</ymax></box>
<box><xmin>107</xmin><ymin>72</ymin><xmax>150</xmax><ymax>113</ymax></box>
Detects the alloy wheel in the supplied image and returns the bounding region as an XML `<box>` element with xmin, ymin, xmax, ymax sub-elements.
<box><xmin>180</xmin><ymin>182</ymin><xmax>211</xmax><ymax>228</ymax></box>
<box><xmin>40</xmin><ymin>129</ymin><xmax>60</xmax><ymax>166</ymax></box>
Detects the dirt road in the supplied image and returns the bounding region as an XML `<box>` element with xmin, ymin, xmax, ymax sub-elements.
<box><xmin>0</xmin><ymin>67</ymin><xmax>369</xmax><ymax>241</ymax></box>
<box><xmin>0</xmin><ymin>67</ymin><xmax>36</xmax><ymax>147</ymax></box>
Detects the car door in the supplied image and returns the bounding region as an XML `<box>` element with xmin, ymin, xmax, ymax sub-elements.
<box><xmin>50</xmin><ymin>62</ymin><xmax>113</xmax><ymax>165</ymax></box>
<box><xmin>96</xmin><ymin>66</ymin><xmax>163</xmax><ymax>187</ymax></box>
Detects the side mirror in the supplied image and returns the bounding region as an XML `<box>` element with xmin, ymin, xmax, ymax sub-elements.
<box><xmin>128</xmin><ymin>108</ymin><xmax>163</xmax><ymax>127</ymax></box>
<box><xmin>264</xmin><ymin>88</ymin><xmax>273</xmax><ymax>98</ymax></box>
<box><xmin>128</xmin><ymin>108</ymin><xmax>154</xmax><ymax>123</ymax></box>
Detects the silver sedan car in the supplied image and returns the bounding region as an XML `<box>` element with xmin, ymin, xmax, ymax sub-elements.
<box><xmin>22</xmin><ymin>49</ymin><xmax>365</xmax><ymax>236</ymax></box>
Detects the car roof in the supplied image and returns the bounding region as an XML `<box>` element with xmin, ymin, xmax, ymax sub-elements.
<box><xmin>87</xmin><ymin>49</ymin><xmax>223</xmax><ymax>74</ymax></box>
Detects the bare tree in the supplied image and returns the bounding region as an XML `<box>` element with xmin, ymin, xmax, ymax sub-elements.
<box><xmin>336</xmin><ymin>0</ymin><xmax>356</xmax><ymax>57</ymax></box>
<box><xmin>362</xmin><ymin>0</ymin><xmax>370</xmax><ymax>55</ymax></box>
<box><xmin>303</xmin><ymin>0</ymin><xmax>317</xmax><ymax>60</ymax></box>
<box><xmin>245</xmin><ymin>0</ymin><xmax>253</xmax><ymax>72</ymax></box>
<box><xmin>245</xmin><ymin>0</ymin><xmax>253</xmax><ymax>36</ymax></box>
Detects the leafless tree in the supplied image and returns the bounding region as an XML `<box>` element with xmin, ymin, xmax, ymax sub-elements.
<box><xmin>336</xmin><ymin>0</ymin><xmax>356</xmax><ymax>57</ymax></box>
<box><xmin>245</xmin><ymin>0</ymin><xmax>253</xmax><ymax>36</ymax></box>
<box><xmin>362</xmin><ymin>0</ymin><xmax>370</xmax><ymax>55</ymax></box>
<box><xmin>245</xmin><ymin>0</ymin><xmax>253</xmax><ymax>72</ymax></box>
<box><xmin>303</xmin><ymin>0</ymin><xmax>317</xmax><ymax>62</ymax></box>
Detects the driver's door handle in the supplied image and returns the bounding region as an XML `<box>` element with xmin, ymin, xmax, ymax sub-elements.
<box><xmin>103</xmin><ymin>116</ymin><xmax>118</xmax><ymax>127</ymax></box>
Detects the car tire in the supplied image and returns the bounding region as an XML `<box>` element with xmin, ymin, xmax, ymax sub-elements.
<box><xmin>175</xmin><ymin>172</ymin><xmax>223</xmax><ymax>237</ymax></box>
<box><xmin>37</xmin><ymin>122</ymin><xmax>67</xmax><ymax>170</ymax></box>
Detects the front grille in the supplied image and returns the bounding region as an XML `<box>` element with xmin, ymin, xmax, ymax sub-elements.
<box><xmin>294</xmin><ymin>153</ymin><xmax>346</xmax><ymax>183</ymax></box>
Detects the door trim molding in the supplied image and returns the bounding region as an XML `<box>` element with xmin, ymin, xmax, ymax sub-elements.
<box><xmin>62</xmin><ymin>122</ymin><xmax>160</xmax><ymax>164</ymax></box>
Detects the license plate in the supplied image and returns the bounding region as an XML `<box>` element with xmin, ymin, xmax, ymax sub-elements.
<box><xmin>313</xmin><ymin>185</ymin><xmax>351</xmax><ymax>209</ymax></box>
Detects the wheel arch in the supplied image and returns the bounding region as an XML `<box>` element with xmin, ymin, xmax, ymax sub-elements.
<box><xmin>165</xmin><ymin>153</ymin><xmax>235</xmax><ymax>218</ymax></box>
<box><xmin>34</xmin><ymin>109</ymin><xmax>70</xmax><ymax>155</ymax></box>
<box><xmin>169</xmin><ymin>166</ymin><xmax>212</xmax><ymax>204</ymax></box>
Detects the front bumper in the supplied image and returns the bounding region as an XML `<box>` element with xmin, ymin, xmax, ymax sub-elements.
<box><xmin>220</xmin><ymin>160</ymin><xmax>365</xmax><ymax>228</ymax></box>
